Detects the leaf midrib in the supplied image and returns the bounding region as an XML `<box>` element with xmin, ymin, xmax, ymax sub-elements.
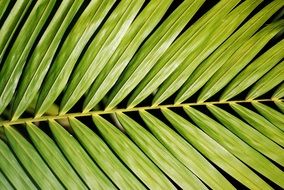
<box><xmin>1</xmin><ymin>98</ymin><xmax>282</xmax><ymax>126</ymax></box>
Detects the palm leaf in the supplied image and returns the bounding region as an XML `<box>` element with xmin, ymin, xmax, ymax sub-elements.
<box><xmin>26</xmin><ymin>122</ymin><xmax>87</xmax><ymax>189</ymax></box>
<box><xmin>0</xmin><ymin>0</ymin><xmax>283</xmax><ymax>189</ymax></box>
<box><xmin>0</xmin><ymin>0</ymin><xmax>56</xmax><ymax>114</ymax></box>
<box><xmin>0</xmin><ymin>139</ymin><xmax>36</xmax><ymax>189</ymax></box>
<box><xmin>275</xmin><ymin>100</ymin><xmax>284</xmax><ymax>112</ymax></box>
<box><xmin>84</xmin><ymin>0</ymin><xmax>205</xmax><ymax>112</ymax></box>
<box><xmin>69</xmin><ymin>117</ymin><xmax>146</xmax><ymax>190</ymax></box>
<box><xmin>4</xmin><ymin>125</ymin><xmax>64</xmax><ymax>189</ymax></box>
<box><xmin>0</xmin><ymin>0</ymin><xmax>32</xmax><ymax>61</ymax></box>
<box><xmin>138</xmin><ymin>110</ymin><xmax>234</xmax><ymax>190</ymax></box>
<box><xmin>0</xmin><ymin>170</ymin><xmax>13</xmax><ymax>190</ymax></box>
<box><xmin>176</xmin><ymin>0</ymin><xmax>284</xmax><ymax>103</ymax></box>
<box><xmin>274</xmin><ymin>83</ymin><xmax>284</xmax><ymax>98</ymax></box>
<box><xmin>184</xmin><ymin>105</ymin><xmax>284</xmax><ymax>186</ymax></box>
<box><xmin>11</xmin><ymin>0</ymin><xmax>84</xmax><ymax>120</ymax></box>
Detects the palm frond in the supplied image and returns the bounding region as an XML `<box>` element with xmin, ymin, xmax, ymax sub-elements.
<box><xmin>0</xmin><ymin>0</ymin><xmax>283</xmax><ymax>189</ymax></box>
<box><xmin>4</xmin><ymin>125</ymin><xmax>64</xmax><ymax>189</ymax></box>
<box><xmin>0</xmin><ymin>139</ymin><xmax>36</xmax><ymax>189</ymax></box>
<box><xmin>274</xmin><ymin>83</ymin><xmax>284</xmax><ymax>98</ymax></box>
<box><xmin>275</xmin><ymin>100</ymin><xmax>284</xmax><ymax>112</ymax></box>
<box><xmin>0</xmin><ymin>0</ymin><xmax>32</xmax><ymax>61</ymax></box>
<box><xmin>0</xmin><ymin>0</ymin><xmax>56</xmax><ymax>114</ymax></box>
<box><xmin>247</xmin><ymin>60</ymin><xmax>284</xmax><ymax>100</ymax></box>
<box><xmin>11</xmin><ymin>0</ymin><xmax>84</xmax><ymax>120</ymax></box>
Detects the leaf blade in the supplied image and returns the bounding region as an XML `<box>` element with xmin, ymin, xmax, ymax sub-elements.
<box><xmin>162</xmin><ymin>108</ymin><xmax>272</xmax><ymax>189</ymax></box>
<box><xmin>184</xmin><ymin>105</ymin><xmax>284</xmax><ymax>188</ymax></box>
<box><xmin>176</xmin><ymin>0</ymin><xmax>284</xmax><ymax>103</ymax></box>
<box><xmin>60</xmin><ymin>0</ymin><xmax>145</xmax><ymax>114</ymax></box>
<box><xmin>48</xmin><ymin>119</ymin><xmax>116</xmax><ymax>190</ymax></box>
<box><xmin>11</xmin><ymin>0</ymin><xmax>84</xmax><ymax>120</ymax></box>
<box><xmin>247</xmin><ymin>61</ymin><xmax>284</xmax><ymax>100</ymax></box>
<box><xmin>252</xmin><ymin>101</ymin><xmax>284</xmax><ymax>131</ymax></box>
<box><xmin>26</xmin><ymin>122</ymin><xmax>87</xmax><ymax>189</ymax></box>
<box><xmin>0</xmin><ymin>0</ymin><xmax>32</xmax><ymax>60</ymax></box>
<box><xmin>221</xmin><ymin>40</ymin><xmax>284</xmax><ymax>101</ymax></box>
<box><xmin>139</xmin><ymin>110</ymin><xmax>235</xmax><ymax>190</ymax></box>
<box><xmin>230</xmin><ymin>103</ymin><xmax>284</xmax><ymax>147</ymax></box>
<box><xmin>0</xmin><ymin>0</ymin><xmax>56</xmax><ymax>114</ymax></box>
<box><xmin>84</xmin><ymin>0</ymin><xmax>203</xmax><ymax>111</ymax></box>
<box><xmin>4</xmin><ymin>125</ymin><xmax>64</xmax><ymax>189</ymax></box>
<box><xmin>69</xmin><ymin>117</ymin><xmax>146</xmax><ymax>190</ymax></box>
<box><xmin>0</xmin><ymin>139</ymin><xmax>36</xmax><ymax>189</ymax></box>
<box><xmin>207</xmin><ymin>104</ymin><xmax>284</xmax><ymax>166</ymax></box>
<box><xmin>198</xmin><ymin>21</ymin><xmax>284</xmax><ymax>102</ymax></box>
<box><xmin>116</xmin><ymin>112</ymin><xmax>208</xmax><ymax>190</ymax></box>
<box><xmin>92</xmin><ymin>114</ymin><xmax>175</xmax><ymax>190</ymax></box>
<box><xmin>35</xmin><ymin>0</ymin><xmax>116</xmax><ymax>117</ymax></box>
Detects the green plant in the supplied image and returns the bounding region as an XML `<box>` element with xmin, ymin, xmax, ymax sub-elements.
<box><xmin>0</xmin><ymin>0</ymin><xmax>283</xmax><ymax>189</ymax></box>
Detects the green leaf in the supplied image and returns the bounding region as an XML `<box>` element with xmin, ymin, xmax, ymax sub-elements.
<box><xmin>139</xmin><ymin>110</ymin><xmax>235</xmax><ymax>190</ymax></box>
<box><xmin>207</xmin><ymin>104</ymin><xmax>284</xmax><ymax>166</ymax></box>
<box><xmin>116</xmin><ymin>112</ymin><xmax>207</xmax><ymax>189</ymax></box>
<box><xmin>221</xmin><ymin>40</ymin><xmax>284</xmax><ymax>101</ymax></box>
<box><xmin>4</xmin><ymin>125</ymin><xmax>64</xmax><ymax>189</ymax></box>
<box><xmin>275</xmin><ymin>100</ymin><xmax>284</xmax><ymax>113</ymax></box>
<box><xmin>247</xmin><ymin>61</ymin><xmax>284</xmax><ymax>100</ymax></box>
<box><xmin>102</xmin><ymin>0</ymin><xmax>204</xmax><ymax>109</ymax></box>
<box><xmin>146</xmin><ymin>0</ymin><xmax>254</xmax><ymax>106</ymax></box>
<box><xmin>231</xmin><ymin>103</ymin><xmax>284</xmax><ymax>147</ymax></box>
<box><xmin>0</xmin><ymin>0</ymin><xmax>32</xmax><ymax>60</ymax></box>
<box><xmin>112</xmin><ymin>0</ymin><xmax>241</xmax><ymax>108</ymax></box>
<box><xmin>92</xmin><ymin>114</ymin><xmax>175</xmax><ymax>190</ymax></box>
<box><xmin>0</xmin><ymin>139</ymin><xmax>36</xmax><ymax>189</ymax></box>
<box><xmin>176</xmin><ymin>0</ymin><xmax>284</xmax><ymax>103</ymax></box>
<box><xmin>48</xmin><ymin>119</ymin><xmax>116</xmax><ymax>189</ymax></box>
<box><xmin>26</xmin><ymin>122</ymin><xmax>87</xmax><ymax>189</ymax></box>
<box><xmin>198</xmin><ymin>20</ymin><xmax>284</xmax><ymax>102</ymax></box>
<box><xmin>0</xmin><ymin>0</ymin><xmax>56</xmax><ymax>114</ymax></box>
<box><xmin>162</xmin><ymin>108</ymin><xmax>272</xmax><ymax>189</ymax></box>
<box><xmin>0</xmin><ymin>0</ymin><xmax>9</xmax><ymax>21</ymax></box>
<box><xmin>84</xmin><ymin>0</ymin><xmax>200</xmax><ymax>112</ymax></box>
<box><xmin>0</xmin><ymin>1</ymin><xmax>283</xmax><ymax>188</ymax></box>
<box><xmin>273</xmin><ymin>83</ymin><xmax>284</xmax><ymax>99</ymax></box>
<box><xmin>184</xmin><ymin>105</ymin><xmax>284</xmax><ymax>188</ymax></box>
<box><xmin>69</xmin><ymin>117</ymin><xmax>146</xmax><ymax>190</ymax></box>
<box><xmin>0</xmin><ymin>170</ymin><xmax>13</xmax><ymax>190</ymax></box>
<box><xmin>252</xmin><ymin>101</ymin><xmax>284</xmax><ymax>131</ymax></box>
<box><xmin>11</xmin><ymin>0</ymin><xmax>84</xmax><ymax>120</ymax></box>
<box><xmin>59</xmin><ymin>0</ymin><xmax>145</xmax><ymax>114</ymax></box>
<box><xmin>35</xmin><ymin>0</ymin><xmax>116</xmax><ymax>117</ymax></box>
